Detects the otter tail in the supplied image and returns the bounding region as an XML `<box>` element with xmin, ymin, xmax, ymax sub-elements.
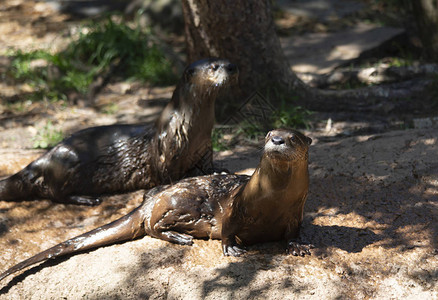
<box><xmin>0</xmin><ymin>206</ymin><xmax>146</xmax><ymax>281</ymax></box>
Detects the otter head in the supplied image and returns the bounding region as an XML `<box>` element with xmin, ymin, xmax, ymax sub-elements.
<box><xmin>165</xmin><ymin>58</ymin><xmax>238</xmax><ymax>125</ymax></box>
<box><xmin>238</xmin><ymin>128</ymin><xmax>311</xmax><ymax>207</ymax></box>
<box><xmin>263</xmin><ymin>128</ymin><xmax>312</xmax><ymax>169</ymax></box>
<box><xmin>183</xmin><ymin>58</ymin><xmax>239</xmax><ymax>91</ymax></box>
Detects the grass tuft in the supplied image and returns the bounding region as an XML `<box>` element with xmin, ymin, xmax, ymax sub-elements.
<box><xmin>213</xmin><ymin>89</ymin><xmax>312</xmax><ymax>149</ymax></box>
<box><xmin>8</xmin><ymin>17</ymin><xmax>177</xmax><ymax>103</ymax></box>
<box><xmin>32</xmin><ymin>121</ymin><xmax>64</xmax><ymax>149</ymax></box>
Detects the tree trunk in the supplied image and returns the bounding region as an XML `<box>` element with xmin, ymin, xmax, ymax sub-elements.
<box><xmin>412</xmin><ymin>0</ymin><xmax>438</xmax><ymax>62</ymax></box>
<box><xmin>181</xmin><ymin>0</ymin><xmax>308</xmax><ymax>97</ymax></box>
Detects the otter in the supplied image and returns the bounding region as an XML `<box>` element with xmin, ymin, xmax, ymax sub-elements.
<box><xmin>0</xmin><ymin>58</ymin><xmax>238</xmax><ymax>205</ymax></box>
<box><xmin>0</xmin><ymin>128</ymin><xmax>312</xmax><ymax>282</ymax></box>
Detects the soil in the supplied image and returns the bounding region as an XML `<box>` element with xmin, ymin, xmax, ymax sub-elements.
<box><xmin>0</xmin><ymin>0</ymin><xmax>437</xmax><ymax>299</ymax></box>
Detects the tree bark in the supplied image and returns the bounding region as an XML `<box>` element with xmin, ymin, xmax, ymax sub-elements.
<box><xmin>412</xmin><ymin>0</ymin><xmax>438</xmax><ymax>62</ymax></box>
<box><xmin>181</xmin><ymin>0</ymin><xmax>308</xmax><ymax>97</ymax></box>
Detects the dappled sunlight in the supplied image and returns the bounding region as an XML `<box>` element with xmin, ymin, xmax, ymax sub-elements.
<box><xmin>281</xmin><ymin>23</ymin><xmax>404</xmax><ymax>74</ymax></box>
<box><xmin>421</xmin><ymin>138</ymin><xmax>437</xmax><ymax>146</ymax></box>
<box><xmin>0</xmin><ymin>0</ymin><xmax>437</xmax><ymax>298</ymax></box>
<box><xmin>308</xmin><ymin>128</ymin><xmax>437</xmax><ymax>257</ymax></box>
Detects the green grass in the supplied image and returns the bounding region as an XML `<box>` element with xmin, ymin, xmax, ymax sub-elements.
<box><xmin>267</xmin><ymin>89</ymin><xmax>312</xmax><ymax>130</ymax></box>
<box><xmin>271</xmin><ymin>100</ymin><xmax>312</xmax><ymax>129</ymax></box>
<box><xmin>212</xmin><ymin>90</ymin><xmax>312</xmax><ymax>149</ymax></box>
<box><xmin>8</xmin><ymin>17</ymin><xmax>177</xmax><ymax>103</ymax></box>
<box><xmin>211</xmin><ymin>128</ymin><xmax>229</xmax><ymax>151</ymax></box>
<box><xmin>101</xmin><ymin>103</ymin><xmax>119</xmax><ymax>115</ymax></box>
<box><xmin>32</xmin><ymin>121</ymin><xmax>64</xmax><ymax>149</ymax></box>
<box><xmin>235</xmin><ymin>120</ymin><xmax>267</xmax><ymax>141</ymax></box>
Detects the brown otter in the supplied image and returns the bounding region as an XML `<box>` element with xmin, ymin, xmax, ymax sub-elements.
<box><xmin>0</xmin><ymin>58</ymin><xmax>238</xmax><ymax>205</ymax></box>
<box><xmin>0</xmin><ymin>128</ymin><xmax>312</xmax><ymax>282</ymax></box>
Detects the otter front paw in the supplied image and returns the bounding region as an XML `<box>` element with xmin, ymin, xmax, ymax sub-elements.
<box><xmin>222</xmin><ymin>243</ymin><xmax>246</xmax><ymax>257</ymax></box>
<box><xmin>287</xmin><ymin>241</ymin><xmax>313</xmax><ymax>256</ymax></box>
<box><xmin>162</xmin><ymin>231</ymin><xmax>194</xmax><ymax>245</ymax></box>
<box><xmin>67</xmin><ymin>195</ymin><xmax>102</xmax><ymax>206</ymax></box>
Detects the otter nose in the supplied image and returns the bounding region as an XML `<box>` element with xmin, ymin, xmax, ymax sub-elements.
<box><xmin>225</xmin><ymin>63</ymin><xmax>238</xmax><ymax>74</ymax></box>
<box><xmin>271</xmin><ymin>136</ymin><xmax>284</xmax><ymax>145</ymax></box>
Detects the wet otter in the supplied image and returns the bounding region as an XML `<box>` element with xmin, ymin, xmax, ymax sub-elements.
<box><xmin>0</xmin><ymin>58</ymin><xmax>238</xmax><ymax>205</ymax></box>
<box><xmin>0</xmin><ymin>128</ymin><xmax>312</xmax><ymax>282</ymax></box>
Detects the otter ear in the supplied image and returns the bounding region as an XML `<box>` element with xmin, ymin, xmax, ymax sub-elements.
<box><xmin>306</xmin><ymin>137</ymin><xmax>312</xmax><ymax>145</ymax></box>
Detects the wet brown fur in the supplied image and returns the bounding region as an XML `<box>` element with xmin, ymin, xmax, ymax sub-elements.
<box><xmin>0</xmin><ymin>128</ymin><xmax>312</xmax><ymax>282</ymax></box>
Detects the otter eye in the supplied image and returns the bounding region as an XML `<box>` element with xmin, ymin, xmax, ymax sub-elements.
<box><xmin>266</xmin><ymin>131</ymin><xmax>272</xmax><ymax>139</ymax></box>
<box><xmin>210</xmin><ymin>64</ymin><xmax>219</xmax><ymax>71</ymax></box>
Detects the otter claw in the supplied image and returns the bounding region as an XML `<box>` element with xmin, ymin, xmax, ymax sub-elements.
<box><xmin>211</xmin><ymin>168</ymin><xmax>231</xmax><ymax>175</ymax></box>
<box><xmin>174</xmin><ymin>234</ymin><xmax>194</xmax><ymax>245</ymax></box>
<box><xmin>287</xmin><ymin>241</ymin><xmax>313</xmax><ymax>256</ymax></box>
<box><xmin>222</xmin><ymin>244</ymin><xmax>246</xmax><ymax>257</ymax></box>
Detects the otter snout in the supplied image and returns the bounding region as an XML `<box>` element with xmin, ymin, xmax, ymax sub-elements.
<box><xmin>271</xmin><ymin>135</ymin><xmax>285</xmax><ymax>145</ymax></box>
<box><xmin>209</xmin><ymin>61</ymin><xmax>238</xmax><ymax>75</ymax></box>
<box><xmin>209</xmin><ymin>60</ymin><xmax>239</xmax><ymax>83</ymax></box>
<box><xmin>185</xmin><ymin>58</ymin><xmax>239</xmax><ymax>86</ymax></box>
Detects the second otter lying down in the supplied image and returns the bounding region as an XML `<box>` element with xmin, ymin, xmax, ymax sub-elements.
<box><xmin>0</xmin><ymin>128</ymin><xmax>312</xmax><ymax>282</ymax></box>
<box><xmin>0</xmin><ymin>58</ymin><xmax>238</xmax><ymax>205</ymax></box>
